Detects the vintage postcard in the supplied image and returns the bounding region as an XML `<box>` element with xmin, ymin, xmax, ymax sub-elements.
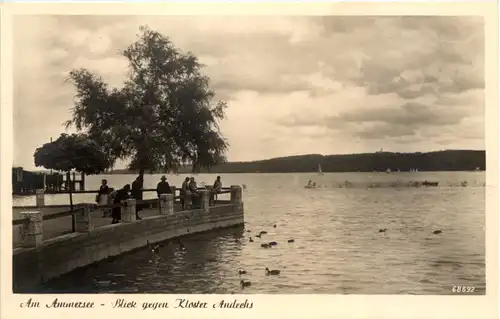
<box><xmin>0</xmin><ymin>1</ymin><xmax>498</xmax><ymax>319</ymax></box>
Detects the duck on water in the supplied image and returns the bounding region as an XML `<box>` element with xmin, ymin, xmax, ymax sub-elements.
<box><xmin>147</xmin><ymin>240</ymin><xmax>160</xmax><ymax>256</ymax></box>
<box><xmin>265</xmin><ymin>268</ymin><xmax>281</xmax><ymax>275</ymax></box>
<box><xmin>238</xmin><ymin>269</ymin><xmax>247</xmax><ymax>275</ymax></box>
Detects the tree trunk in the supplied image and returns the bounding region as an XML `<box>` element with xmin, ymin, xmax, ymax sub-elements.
<box><xmin>137</xmin><ymin>167</ymin><xmax>145</xmax><ymax>198</ymax></box>
<box><xmin>65</xmin><ymin>171</ymin><xmax>71</xmax><ymax>191</ymax></box>
<box><xmin>138</xmin><ymin>167</ymin><xmax>145</xmax><ymax>180</ymax></box>
<box><xmin>69</xmin><ymin>188</ymin><xmax>74</xmax><ymax>209</ymax></box>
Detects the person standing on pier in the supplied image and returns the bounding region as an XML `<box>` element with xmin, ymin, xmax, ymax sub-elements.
<box><xmin>180</xmin><ymin>177</ymin><xmax>190</xmax><ymax>209</ymax></box>
<box><xmin>112</xmin><ymin>184</ymin><xmax>131</xmax><ymax>224</ymax></box>
<box><xmin>189</xmin><ymin>177</ymin><xmax>199</xmax><ymax>208</ymax></box>
<box><xmin>97</xmin><ymin>179</ymin><xmax>111</xmax><ymax>217</ymax></box>
<box><xmin>131</xmin><ymin>176</ymin><xmax>143</xmax><ymax>220</ymax></box>
<box><xmin>156</xmin><ymin>175</ymin><xmax>172</xmax><ymax>197</ymax></box>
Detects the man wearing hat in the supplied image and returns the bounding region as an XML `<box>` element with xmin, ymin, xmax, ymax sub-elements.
<box><xmin>156</xmin><ymin>175</ymin><xmax>173</xmax><ymax>198</ymax></box>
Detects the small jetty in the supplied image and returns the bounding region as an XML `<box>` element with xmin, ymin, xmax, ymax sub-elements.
<box><xmin>12</xmin><ymin>167</ymin><xmax>86</xmax><ymax>195</ymax></box>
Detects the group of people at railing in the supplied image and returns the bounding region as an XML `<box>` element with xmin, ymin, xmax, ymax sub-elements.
<box><xmin>96</xmin><ymin>175</ymin><xmax>224</xmax><ymax>224</ymax></box>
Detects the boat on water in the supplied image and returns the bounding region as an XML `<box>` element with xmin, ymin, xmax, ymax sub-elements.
<box><xmin>305</xmin><ymin>165</ymin><xmax>323</xmax><ymax>188</ymax></box>
<box><xmin>386</xmin><ymin>168</ymin><xmax>391</xmax><ymax>173</ymax></box>
<box><xmin>318</xmin><ymin>164</ymin><xmax>324</xmax><ymax>175</ymax></box>
<box><xmin>422</xmin><ymin>181</ymin><xmax>439</xmax><ymax>187</ymax></box>
<box><xmin>304</xmin><ymin>180</ymin><xmax>317</xmax><ymax>189</ymax></box>
<box><xmin>408</xmin><ymin>180</ymin><xmax>439</xmax><ymax>187</ymax></box>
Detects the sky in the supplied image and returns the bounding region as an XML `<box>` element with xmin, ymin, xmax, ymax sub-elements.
<box><xmin>13</xmin><ymin>15</ymin><xmax>485</xmax><ymax>170</ymax></box>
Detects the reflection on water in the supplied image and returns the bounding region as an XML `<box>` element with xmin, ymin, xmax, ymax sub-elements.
<box><xmin>24</xmin><ymin>172</ymin><xmax>485</xmax><ymax>294</ymax></box>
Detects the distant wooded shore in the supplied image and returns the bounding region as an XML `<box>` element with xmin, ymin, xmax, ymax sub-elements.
<box><xmin>105</xmin><ymin>150</ymin><xmax>485</xmax><ymax>174</ymax></box>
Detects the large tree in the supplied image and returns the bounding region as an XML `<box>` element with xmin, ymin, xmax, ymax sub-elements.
<box><xmin>65</xmin><ymin>25</ymin><xmax>229</xmax><ymax>180</ymax></box>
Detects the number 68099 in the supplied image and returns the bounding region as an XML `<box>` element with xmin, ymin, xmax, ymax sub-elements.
<box><xmin>452</xmin><ymin>286</ymin><xmax>475</xmax><ymax>293</ymax></box>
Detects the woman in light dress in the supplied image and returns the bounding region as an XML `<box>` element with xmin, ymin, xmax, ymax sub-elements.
<box><xmin>97</xmin><ymin>179</ymin><xmax>112</xmax><ymax>217</ymax></box>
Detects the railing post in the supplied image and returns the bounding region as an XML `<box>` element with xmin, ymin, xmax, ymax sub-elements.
<box><xmin>200</xmin><ymin>190</ymin><xmax>210</xmax><ymax>213</ymax></box>
<box><xmin>230</xmin><ymin>185</ymin><xmax>242</xmax><ymax>204</ymax></box>
<box><xmin>98</xmin><ymin>193</ymin><xmax>109</xmax><ymax>217</ymax></box>
<box><xmin>35</xmin><ymin>189</ymin><xmax>45</xmax><ymax>207</ymax></box>
<box><xmin>205</xmin><ymin>185</ymin><xmax>214</xmax><ymax>205</ymax></box>
<box><xmin>230</xmin><ymin>185</ymin><xmax>243</xmax><ymax>213</ymax></box>
<box><xmin>121</xmin><ymin>198</ymin><xmax>137</xmax><ymax>222</ymax></box>
<box><xmin>75</xmin><ymin>204</ymin><xmax>93</xmax><ymax>233</ymax></box>
<box><xmin>104</xmin><ymin>190</ymin><xmax>114</xmax><ymax>217</ymax></box>
<box><xmin>20</xmin><ymin>211</ymin><xmax>43</xmax><ymax>248</ymax></box>
<box><xmin>159</xmin><ymin>194</ymin><xmax>174</xmax><ymax>215</ymax></box>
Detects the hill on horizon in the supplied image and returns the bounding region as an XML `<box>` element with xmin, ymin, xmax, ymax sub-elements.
<box><xmin>107</xmin><ymin>150</ymin><xmax>486</xmax><ymax>174</ymax></box>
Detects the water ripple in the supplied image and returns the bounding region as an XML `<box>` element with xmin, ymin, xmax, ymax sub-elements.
<box><xmin>36</xmin><ymin>172</ymin><xmax>485</xmax><ymax>294</ymax></box>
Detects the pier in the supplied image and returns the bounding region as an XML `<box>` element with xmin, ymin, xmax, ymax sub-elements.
<box><xmin>12</xmin><ymin>185</ymin><xmax>244</xmax><ymax>292</ymax></box>
<box><xmin>12</xmin><ymin>167</ymin><xmax>86</xmax><ymax>195</ymax></box>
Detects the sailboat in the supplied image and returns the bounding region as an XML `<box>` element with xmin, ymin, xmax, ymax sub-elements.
<box><xmin>304</xmin><ymin>164</ymin><xmax>324</xmax><ymax>188</ymax></box>
<box><xmin>318</xmin><ymin>164</ymin><xmax>324</xmax><ymax>175</ymax></box>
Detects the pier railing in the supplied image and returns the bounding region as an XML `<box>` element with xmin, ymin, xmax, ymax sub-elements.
<box><xmin>12</xmin><ymin>186</ymin><xmax>240</xmax><ymax>248</ymax></box>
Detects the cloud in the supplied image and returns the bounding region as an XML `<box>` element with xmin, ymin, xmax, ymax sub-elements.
<box><xmin>12</xmin><ymin>15</ymin><xmax>485</xmax><ymax>169</ymax></box>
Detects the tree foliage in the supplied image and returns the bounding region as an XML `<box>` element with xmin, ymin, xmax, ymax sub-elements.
<box><xmin>65</xmin><ymin>25</ymin><xmax>228</xmax><ymax>176</ymax></box>
<box><xmin>33</xmin><ymin>133</ymin><xmax>110</xmax><ymax>174</ymax></box>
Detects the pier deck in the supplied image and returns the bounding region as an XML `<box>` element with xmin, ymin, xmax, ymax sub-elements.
<box><xmin>12</xmin><ymin>186</ymin><xmax>244</xmax><ymax>292</ymax></box>
<box><xmin>12</xmin><ymin>203</ymin><xmax>190</xmax><ymax>248</ymax></box>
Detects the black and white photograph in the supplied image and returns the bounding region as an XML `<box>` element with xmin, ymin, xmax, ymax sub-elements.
<box><xmin>6</xmin><ymin>8</ymin><xmax>493</xmax><ymax>299</ymax></box>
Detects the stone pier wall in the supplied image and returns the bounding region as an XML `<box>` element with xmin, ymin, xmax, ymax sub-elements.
<box><xmin>12</xmin><ymin>187</ymin><xmax>244</xmax><ymax>293</ymax></box>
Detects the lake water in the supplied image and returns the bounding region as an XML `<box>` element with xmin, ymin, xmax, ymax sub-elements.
<box><xmin>15</xmin><ymin>172</ymin><xmax>486</xmax><ymax>294</ymax></box>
